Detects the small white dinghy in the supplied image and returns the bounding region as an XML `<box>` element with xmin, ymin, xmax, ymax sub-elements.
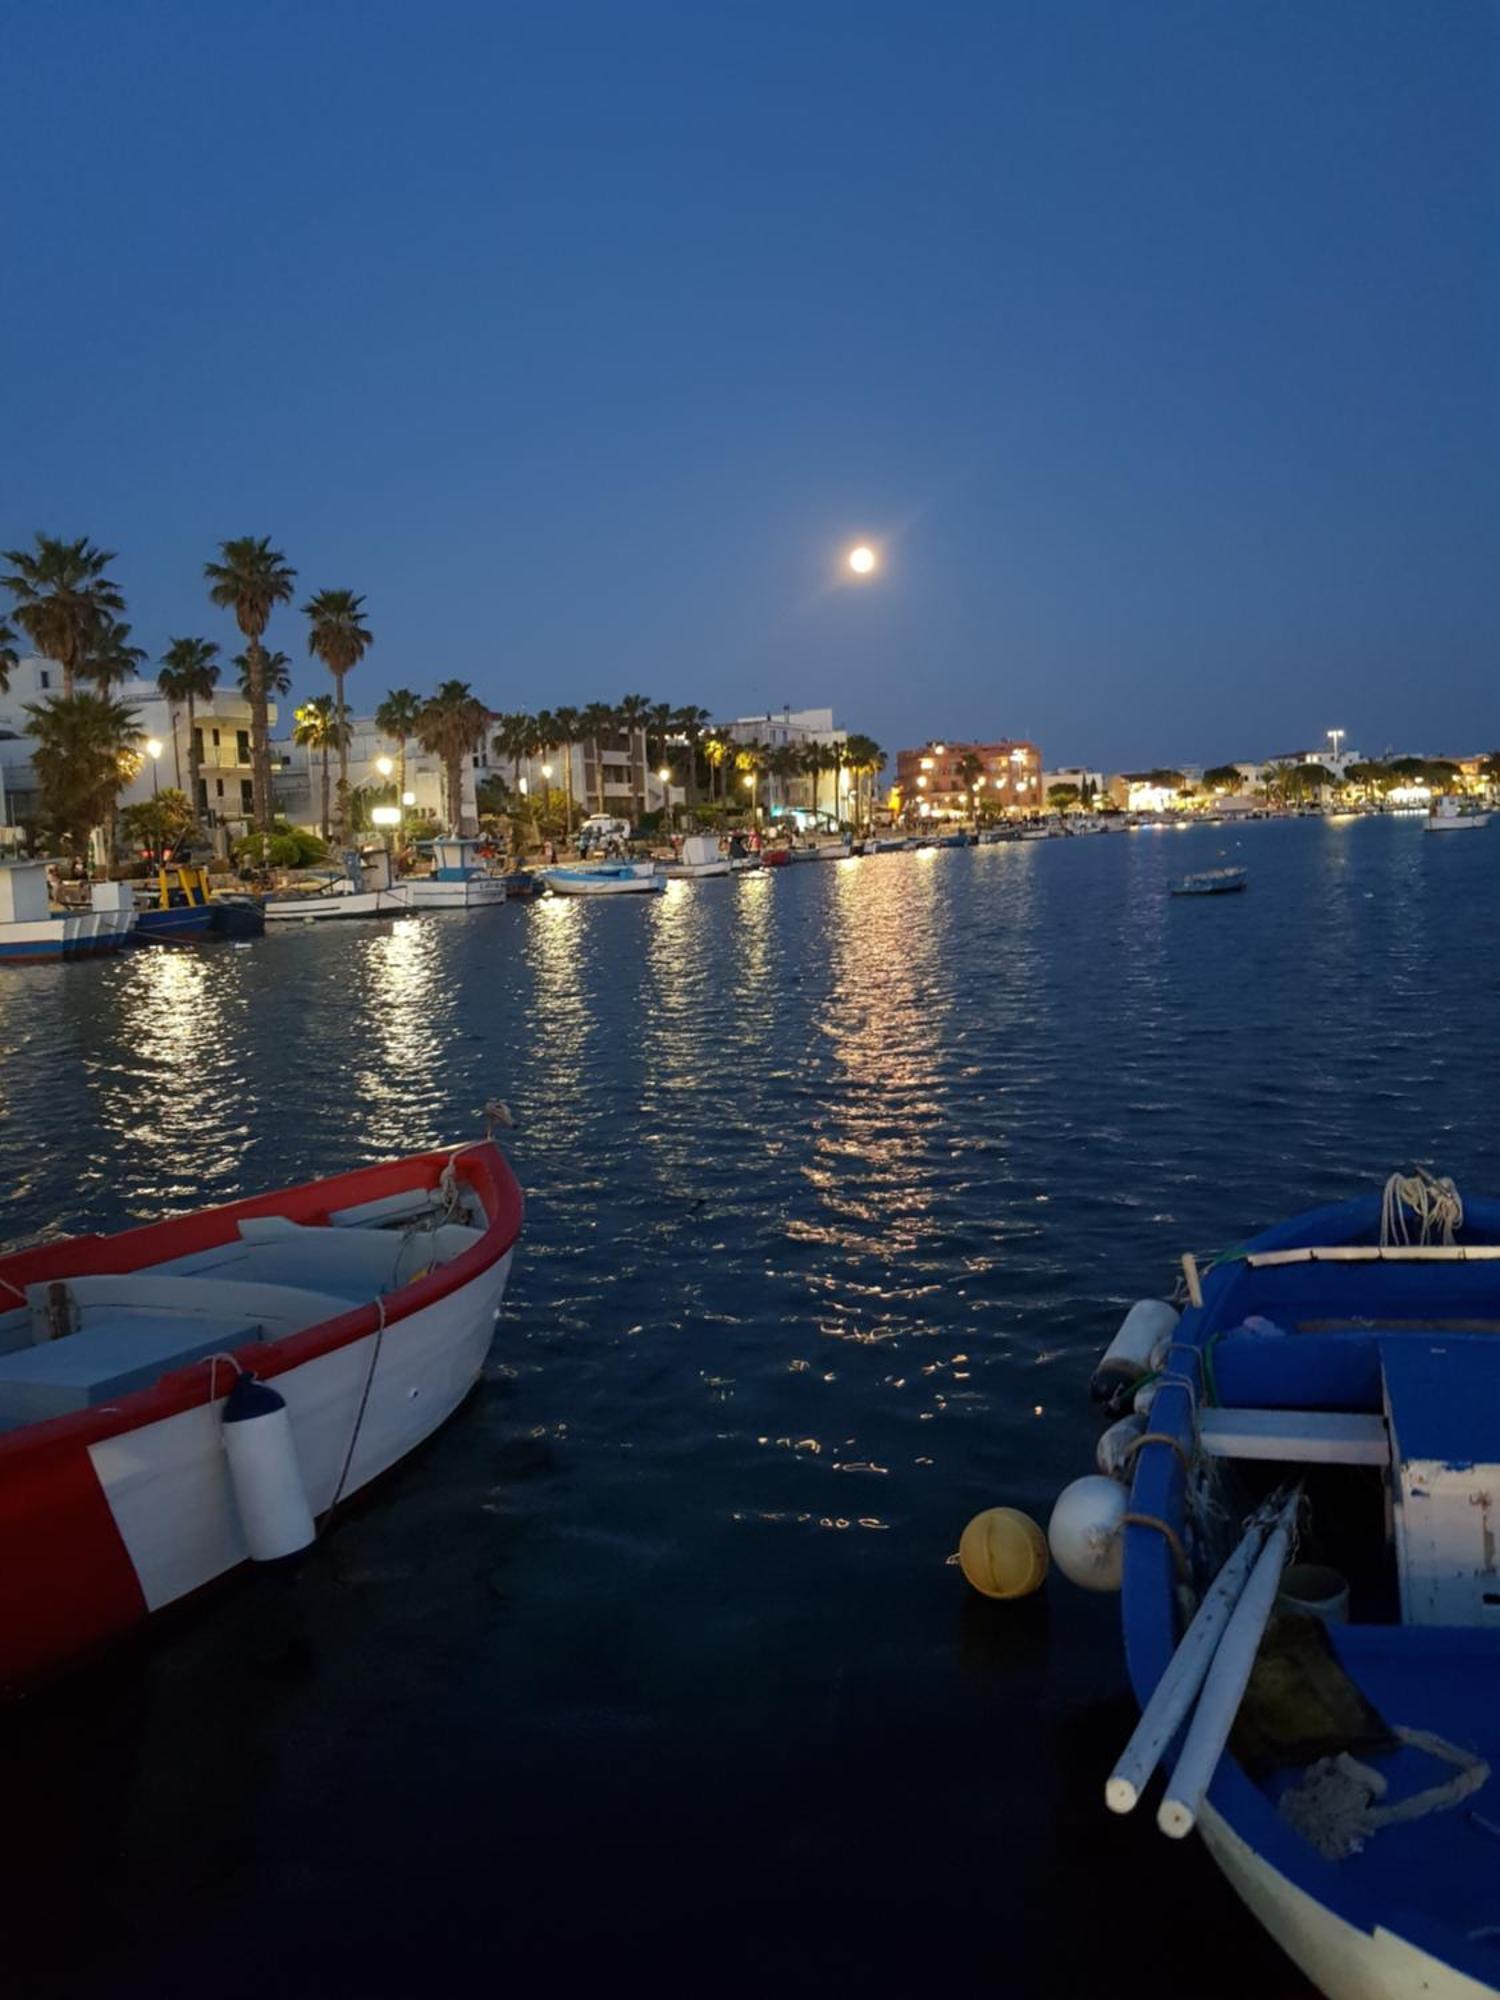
<box><xmin>0</xmin><ymin>1139</ymin><xmax>523</xmax><ymax>1688</ymax></box>
<box><xmin>539</xmin><ymin>862</ymin><xmax>664</xmax><ymax>895</ymax></box>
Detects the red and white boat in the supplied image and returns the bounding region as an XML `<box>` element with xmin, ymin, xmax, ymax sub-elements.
<box><xmin>0</xmin><ymin>1141</ymin><xmax>523</xmax><ymax>1689</ymax></box>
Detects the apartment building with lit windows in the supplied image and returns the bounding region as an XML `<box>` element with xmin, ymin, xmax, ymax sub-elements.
<box><xmin>892</xmin><ymin>738</ymin><xmax>1043</xmax><ymax>816</ymax></box>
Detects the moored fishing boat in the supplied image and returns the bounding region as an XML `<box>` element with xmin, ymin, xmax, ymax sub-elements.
<box><xmin>264</xmin><ymin>848</ymin><xmax>406</xmax><ymax>922</ymax></box>
<box><xmin>539</xmin><ymin>861</ymin><xmax>664</xmax><ymax>895</ymax></box>
<box><xmin>1070</xmin><ymin>1170</ymin><xmax>1500</xmax><ymax>1999</ymax></box>
<box><xmin>0</xmin><ymin>866</ymin><xmax>135</xmax><ymax>963</ymax></box>
<box><xmin>1426</xmin><ymin>797</ymin><xmax>1490</xmax><ymax>834</ymax></box>
<box><xmin>0</xmin><ymin>1138</ymin><xmax>523</xmax><ymax>1689</ymax></box>
<box><xmin>393</xmin><ymin>836</ymin><xmax>508</xmax><ymax>908</ymax></box>
<box><xmin>661</xmin><ymin>834</ymin><xmax>733</xmax><ymax>880</ymax></box>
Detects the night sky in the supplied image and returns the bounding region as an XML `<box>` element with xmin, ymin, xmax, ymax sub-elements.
<box><xmin>5</xmin><ymin>1</ymin><xmax>1495</xmax><ymax>766</ymax></box>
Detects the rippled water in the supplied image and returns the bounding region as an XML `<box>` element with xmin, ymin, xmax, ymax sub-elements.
<box><xmin>8</xmin><ymin>817</ymin><xmax>1500</xmax><ymax>1996</ymax></box>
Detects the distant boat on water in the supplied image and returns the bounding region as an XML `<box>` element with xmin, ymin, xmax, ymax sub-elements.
<box><xmin>1172</xmin><ymin>866</ymin><xmax>1247</xmax><ymax>897</ymax></box>
<box><xmin>540</xmin><ymin>862</ymin><xmax>664</xmax><ymax>896</ymax></box>
<box><xmin>1426</xmin><ymin>796</ymin><xmax>1490</xmax><ymax>834</ymax></box>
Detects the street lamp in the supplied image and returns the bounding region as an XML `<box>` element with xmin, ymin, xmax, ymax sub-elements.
<box><xmin>144</xmin><ymin>738</ymin><xmax>163</xmax><ymax>864</ymax></box>
<box><xmin>1327</xmin><ymin>729</ymin><xmax>1345</xmax><ymax>767</ymax></box>
<box><xmin>375</xmin><ymin>755</ymin><xmax>393</xmax><ymax>778</ymax></box>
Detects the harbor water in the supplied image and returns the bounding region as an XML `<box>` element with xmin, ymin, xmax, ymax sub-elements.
<box><xmin>7</xmin><ymin>815</ymin><xmax>1500</xmax><ymax>1997</ymax></box>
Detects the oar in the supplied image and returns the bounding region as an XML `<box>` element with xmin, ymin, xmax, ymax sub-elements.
<box><xmin>1156</xmin><ymin>1492</ymin><xmax>1300</xmax><ymax>1839</ymax></box>
<box><xmin>1106</xmin><ymin>1493</ymin><xmax>1287</xmax><ymax>1814</ymax></box>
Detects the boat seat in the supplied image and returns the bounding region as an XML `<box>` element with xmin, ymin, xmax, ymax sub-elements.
<box><xmin>156</xmin><ymin>1220</ymin><xmax>480</xmax><ymax>1294</ymax></box>
<box><xmin>0</xmin><ymin>1315</ymin><xmax>264</xmax><ymax>1427</ymax></box>
<box><xmin>24</xmin><ymin>1273</ymin><xmax>358</xmax><ymax>1338</ymax></box>
<box><xmin>1198</xmin><ymin>1407</ymin><xmax>1390</xmax><ymax>1466</ymax></box>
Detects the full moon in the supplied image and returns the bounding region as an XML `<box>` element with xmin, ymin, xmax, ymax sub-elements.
<box><xmin>847</xmin><ymin>544</ymin><xmax>877</xmax><ymax>575</ymax></box>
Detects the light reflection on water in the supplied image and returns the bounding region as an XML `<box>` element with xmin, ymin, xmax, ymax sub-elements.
<box><xmin>5</xmin><ymin>818</ymin><xmax>1500</xmax><ymax>1999</ymax></box>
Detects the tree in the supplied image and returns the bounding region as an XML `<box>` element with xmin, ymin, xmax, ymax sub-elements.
<box><xmin>1</xmin><ymin>535</ymin><xmax>125</xmax><ymax>698</ymax></box>
<box><xmin>78</xmin><ymin>616</ymin><xmax>146</xmax><ymax>695</ymax></box>
<box><xmin>552</xmin><ymin>704</ymin><xmax>582</xmax><ymax>845</ymax></box>
<box><xmin>418</xmin><ymin>680</ymin><xmax>489</xmax><ymax>833</ymax></box>
<box><xmin>0</xmin><ymin>619</ymin><xmax>16</xmax><ymax>694</ymax></box>
<box><xmin>734</xmin><ymin>740</ymin><xmax>767</xmax><ymax>821</ymax></box>
<box><xmin>616</xmin><ymin>693</ymin><xmax>652</xmax><ymax>821</ymax></box>
<box><xmin>766</xmin><ymin>744</ymin><xmax>801</xmax><ymax>818</ymax></box>
<box><xmin>121</xmin><ymin>787</ymin><xmax>196</xmax><ymax>856</ymax></box>
<box><xmin>491</xmin><ymin>713</ymin><xmax>532</xmax><ymax>801</ymax></box>
<box><xmin>1146</xmin><ymin>768</ymin><xmax>1186</xmax><ymax>790</ymax></box>
<box><xmin>24</xmin><ymin>691</ymin><xmax>140</xmax><ymax>862</ymax></box>
<box><xmin>293</xmin><ymin>695</ymin><xmax>346</xmax><ymax>839</ymax></box>
<box><xmin>703</xmin><ymin>729</ymin><xmax>734</xmax><ymax>806</ymax></box>
<box><xmin>302</xmin><ymin>587</ymin><xmax>373</xmax><ymax>844</ymax></box>
<box><xmin>235</xmin><ymin>649</ymin><xmax>291</xmax><ymax>701</ymax></box>
<box><xmin>843</xmin><ymin>733</ymin><xmax>886</xmax><ymax>832</ymax></box>
<box><xmin>1346</xmin><ymin>760</ymin><xmax>1393</xmax><ymax>798</ymax></box>
<box><xmin>673</xmin><ymin>705</ymin><xmax>711</xmax><ymax>813</ymax></box>
<box><xmin>205</xmin><ymin>537</ymin><xmax>296</xmax><ymax>832</ymax></box>
<box><xmin>1046</xmin><ymin>782</ymin><xmax>1081</xmax><ymax>812</ymax></box>
<box><xmin>1203</xmin><ymin>764</ymin><xmax>1242</xmax><ymax>793</ymax></box>
<box><xmin>157</xmin><ymin>636</ymin><xmax>221</xmax><ymax>810</ymax></box>
<box><xmin>375</xmin><ymin>689</ymin><xmax>424</xmax><ymax>821</ymax></box>
<box><xmin>1288</xmin><ymin>762</ymin><xmax>1335</xmax><ymax>799</ymax></box>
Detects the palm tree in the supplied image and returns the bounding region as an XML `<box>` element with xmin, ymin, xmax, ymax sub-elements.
<box><xmin>672</xmin><ymin>705</ymin><xmax>711</xmax><ymax>813</ymax></box>
<box><xmin>24</xmin><ymin>691</ymin><xmax>140</xmax><ymax>863</ymax></box>
<box><xmin>235</xmin><ymin>649</ymin><xmax>292</xmax><ymax>701</ymax></box>
<box><xmin>1</xmin><ymin>535</ymin><xmax>125</xmax><ymax>698</ymax></box>
<box><xmin>703</xmin><ymin>729</ymin><xmax>733</xmax><ymax>806</ymax></box>
<box><xmin>302</xmin><ymin>587</ymin><xmax>373</xmax><ymax>845</ymax></box>
<box><xmin>157</xmin><ymin>637</ymin><xmax>221</xmax><ymax>810</ymax></box>
<box><xmin>735</xmin><ymin>740</ymin><xmax>767</xmax><ymax>823</ymax></box>
<box><xmin>552</xmin><ymin>704</ymin><xmax>582</xmax><ymax>842</ymax></box>
<box><xmin>766</xmin><ymin>744</ymin><xmax>801</xmax><ymax>818</ymax></box>
<box><xmin>799</xmin><ymin>743</ymin><xmax>828</xmax><ymax>823</ymax></box>
<box><xmin>490</xmin><ymin>712</ymin><xmax>529</xmax><ymax>802</ymax></box>
<box><xmin>844</xmin><ymin>734</ymin><xmax>885</xmax><ymax>833</ymax></box>
<box><xmin>580</xmin><ymin>702</ymin><xmax>616</xmax><ymax>812</ymax></box>
<box><xmin>78</xmin><ymin>616</ymin><xmax>147</xmax><ymax>697</ymax></box>
<box><xmin>418</xmin><ymin>680</ymin><xmax>489</xmax><ymax>834</ymax></box>
<box><xmin>375</xmin><ymin>689</ymin><xmax>423</xmax><ymax>818</ymax></box>
<box><xmin>532</xmin><ymin>710</ymin><xmax>563</xmax><ymax>844</ymax></box>
<box><xmin>616</xmin><ymin>693</ymin><xmax>652</xmax><ymax>821</ymax></box>
<box><xmin>205</xmin><ymin>537</ymin><xmax>296</xmax><ymax>832</ymax></box>
<box><xmin>0</xmin><ymin>619</ymin><xmax>19</xmax><ymax>695</ymax></box>
<box><xmin>293</xmin><ymin>696</ymin><xmax>345</xmax><ymax>840</ymax></box>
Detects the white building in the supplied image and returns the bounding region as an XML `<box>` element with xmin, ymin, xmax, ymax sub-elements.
<box><xmin>1042</xmin><ymin>766</ymin><xmax>1105</xmax><ymax>800</ymax></box>
<box><xmin>113</xmin><ymin>675</ymin><xmax>277</xmax><ymax>834</ymax></box>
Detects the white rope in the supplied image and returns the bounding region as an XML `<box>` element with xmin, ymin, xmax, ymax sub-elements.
<box><xmin>1380</xmin><ymin>1169</ymin><xmax>1463</xmax><ymax>1248</ymax></box>
<box><xmin>1279</xmin><ymin>1726</ymin><xmax>1489</xmax><ymax>1860</ymax></box>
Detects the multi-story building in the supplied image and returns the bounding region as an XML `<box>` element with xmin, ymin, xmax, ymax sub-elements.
<box><xmin>1042</xmin><ymin>765</ymin><xmax>1105</xmax><ymax>801</ymax></box>
<box><xmin>721</xmin><ymin>707</ymin><xmax>849</xmax><ymax>819</ymax></box>
<box><xmin>893</xmin><ymin>739</ymin><xmax>1042</xmax><ymax>817</ymax></box>
<box><xmin>273</xmin><ymin>713</ymin><xmax>472</xmax><ymax>832</ymax></box>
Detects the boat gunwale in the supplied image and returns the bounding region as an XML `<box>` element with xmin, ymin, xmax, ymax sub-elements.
<box><xmin>0</xmin><ymin>1140</ymin><xmax>523</xmax><ymax>1469</ymax></box>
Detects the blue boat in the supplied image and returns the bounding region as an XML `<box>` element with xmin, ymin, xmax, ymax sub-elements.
<box><xmin>131</xmin><ymin>902</ymin><xmax>218</xmax><ymax>943</ymax></box>
<box><xmin>1171</xmin><ymin>865</ymin><xmax>1248</xmax><ymax>896</ymax></box>
<box><xmin>1101</xmin><ymin>1170</ymin><xmax>1500</xmax><ymax>1999</ymax></box>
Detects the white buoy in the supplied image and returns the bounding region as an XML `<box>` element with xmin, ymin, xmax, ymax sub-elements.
<box><xmin>1090</xmin><ymin>1300</ymin><xmax>1179</xmax><ymax>1403</ymax></box>
<box><xmin>221</xmin><ymin>1373</ymin><xmax>316</xmax><ymax>1562</ymax></box>
<box><xmin>1047</xmin><ymin>1475</ymin><xmax>1127</xmax><ymax>1592</ymax></box>
<box><xmin>1156</xmin><ymin>1503</ymin><xmax>1298</xmax><ymax>1838</ymax></box>
<box><xmin>1105</xmin><ymin>1496</ymin><xmax>1294</xmax><ymax>1814</ymax></box>
<box><xmin>1096</xmin><ymin>1412</ymin><xmax>1147</xmax><ymax>1482</ymax></box>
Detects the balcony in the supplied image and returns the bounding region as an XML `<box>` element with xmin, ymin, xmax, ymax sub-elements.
<box><xmin>195</xmin><ymin>743</ymin><xmax>253</xmax><ymax>771</ymax></box>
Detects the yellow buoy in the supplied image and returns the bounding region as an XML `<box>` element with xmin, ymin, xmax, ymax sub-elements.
<box><xmin>958</xmin><ymin>1507</ymin><xmax>1049</xmax><ymax>1600</ymax></box>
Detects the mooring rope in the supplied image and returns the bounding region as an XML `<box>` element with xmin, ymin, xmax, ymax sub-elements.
<box><xmin>1380</xmin><ymin>1169</ymin><xmax>1463</xmax><ymax>1248</ymax></box>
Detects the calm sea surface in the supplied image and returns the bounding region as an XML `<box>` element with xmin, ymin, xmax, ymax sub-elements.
<box><xmin>8</xmin><ymin>816</ymin><xmax>1500</xmax><ymax>1997</ymax></box>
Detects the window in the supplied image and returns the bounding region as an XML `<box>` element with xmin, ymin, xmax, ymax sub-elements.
<box><xmin>241</xmin><ymin>780</ymin><xmax>254</xmax><ymax>812</ymax></box>
<box><xmin>38</xmin><ymin>671</ymin><xmax>50</xmax><ymax>690</ymax></box>
<box><xmin>216</xmin><ymin>779</ymin><xmax>224</xmax><ymax>798</ymax></box>
<box><xmin>237</xmin><ymin>730</ymin><xmax>251</xmax><ymax>764</ymax></box>
<box><xmin>212</xmin><ymin>728</ymin><xmax>221</xmax><ymax>748</ymax></box>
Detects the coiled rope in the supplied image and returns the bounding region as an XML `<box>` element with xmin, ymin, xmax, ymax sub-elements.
<box><xmin>1380</xmin><ymin>1169</ymin><xmax>1463</xmax><ymax>1248</ymax></box>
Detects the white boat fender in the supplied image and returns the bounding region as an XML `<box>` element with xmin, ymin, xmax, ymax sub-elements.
<box><xmin>1090</xmin><ymin>1300</ymin><xmax>1179</xmax><ymax>1405</ymax></box>
<box><xmin>1133</xmin><ymin>1379</ymin><xmax>1157</xmax><ymax>1418</ymax></box>
<box><xmin>1047</xmin><ymin>1475</ymin><xmax>1127</xmax><ymax>1592</ymax></box>
<box><xmin>1096</xmin><ymin>1412</ymin><xmax>1147</xmax><ymax>1482</ymax></box>
<box><xmin>221</xmin><ymin>1373</ymin><xmax>317</xmax><ymax>1562</ymax></box>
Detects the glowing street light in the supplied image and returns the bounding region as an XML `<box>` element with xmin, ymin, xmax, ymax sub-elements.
<box><xmin>375</xmin><ymin>754</ymin><xmax>394</xmax><ymax>778</ymax></box>
<box><xmin>1327</xmin><ymin>728</ymin><xmax>1345</xmax><ymax>766</ymax></box>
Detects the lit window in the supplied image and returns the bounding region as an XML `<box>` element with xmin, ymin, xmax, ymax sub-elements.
<box><xmin>920</xmin><ymin>757</ymin><xmax>934</xmax><ymax>771</ymax></box>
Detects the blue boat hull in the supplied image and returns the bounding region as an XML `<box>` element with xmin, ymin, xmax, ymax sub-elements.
<box><xmin>1120</xmin><ymin>1187</ymin><xmax>1500</xmax><ymax>1997</ymax></box>
<box><xmin>131</xmin><ymin>904</ymin><xmax>219</xmax><ymax>943</ymax></box>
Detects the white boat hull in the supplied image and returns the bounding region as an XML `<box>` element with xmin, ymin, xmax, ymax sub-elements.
<box><xmin>393</xmin><ymin>878</ymin><xmax>508</xmax><ymax>908</ymax></box>
<box><xmin>264</xmin><ymin>889</ymin><xmax>407</xmax><ymax>921</ymax></box>
<box><xmin>1426</xmin><ymin>815</ymin><xmax>1489</xmax><ymax>833</ymax></box>
<box><xmin>661</xmin><ymin>860</ymin><xmax>733</xmax><ymax>879</ymax></box>
<box><xmin>540</xmin><ymin>868</ymin><xmax>663</xmax><ymax>895</ymax></box>
<box><xmin>1199</xmin><ymin>1805</ymin><xmax>1496</xmax><ymax>2000</ymax></box>
<box><xmin>86</xmin><ymin>1249</ymin><xmax>513</xmax><ymax>1613</ymax></box>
